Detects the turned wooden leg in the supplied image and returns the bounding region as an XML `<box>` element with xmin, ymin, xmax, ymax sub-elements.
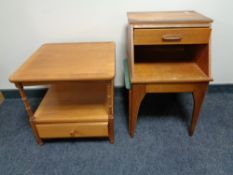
<box><xmin>189</xmin><ymin>86</ymin><xmax>208</xmax><ymax>136</ymax></box>
<box><xmin>107</xmin><ymin>80</ymin><xmax>114</xmax><ymax>144</ymax></box>
<box><xmin>129</xmin><ymin>84</ymin><xmax>145</xmax><ymax>137</ymax></box>
<box><xmin>15</xmin><ymin>83</ymin><xmax>43</xmax><ymax>145</ymax></box>
<box><xmin>108</xmin><ymin>117</ymin><xmax>114</xmax><ymax>144</ymax></box>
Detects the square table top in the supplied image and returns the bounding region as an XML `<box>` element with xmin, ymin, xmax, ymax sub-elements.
<box><xmin>9</xmin><ymin>42</ymin><xmax>115</xmax><ymax>83</ymax></box>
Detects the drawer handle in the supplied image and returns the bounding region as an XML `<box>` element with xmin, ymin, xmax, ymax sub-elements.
<box><xmin>70</xmin><ymin>130</ymin><xmax>78</xmax><ymax>137</ymax></box>
<box><xmin>162</xmin><ymin>35</ymin><xmax>182</xmax><ymax>42</ymax></box>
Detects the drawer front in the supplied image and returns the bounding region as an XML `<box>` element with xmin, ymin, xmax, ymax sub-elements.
<box><xmin>134</xmin><ymin>28</ymin><xmax>211</xmax><ymax>45</ymax></box>
<box><xmin>36</xmin><ymin>122</ymin><xmax>108</xmax><ymax>138</ymax></box>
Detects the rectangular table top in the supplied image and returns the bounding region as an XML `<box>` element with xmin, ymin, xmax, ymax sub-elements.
<box><xmin>128</xmin><ymin>11</ymin><xmax>213</xmax><ymax>25</ymax></box>
<box><xmin>9</xmin><ymin>42</ymin><xmax>115</xmax><ymax>83</ymax></box>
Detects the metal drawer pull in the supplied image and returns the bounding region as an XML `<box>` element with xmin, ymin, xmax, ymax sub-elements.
<box><xmin>162</xmin><ymin>35</ymin><xmax>182</xmax><ymax>42</ymax></box>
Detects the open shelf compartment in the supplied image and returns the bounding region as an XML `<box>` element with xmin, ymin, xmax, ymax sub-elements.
<box><xmin>34</xmin><ymin>82</ymin><xmax>109</xmax><ymax>124</ymax></box>
<box><xmin>132</xmin><ymin>44</ymin><xmax>211</xmax><ymax>83</ymax></box>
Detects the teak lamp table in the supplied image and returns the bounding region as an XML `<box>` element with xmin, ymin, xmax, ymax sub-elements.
<box><xmin>126</xmin><ymin>11</ymin><xmax>213</xmax><ymax>137</ymax></box>
<box><xmin>9</xmin><ymin>42</ymin><xmax>115</xmax><ymax>144</ymax></box>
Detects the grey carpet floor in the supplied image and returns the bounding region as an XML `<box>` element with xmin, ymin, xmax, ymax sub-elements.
<box><xmin>0</xmin><ymin>90</ymin><xmax>232</xmax><ymax>175</ymax></box>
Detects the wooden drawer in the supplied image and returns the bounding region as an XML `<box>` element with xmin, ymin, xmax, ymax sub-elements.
<box><xmin>134</xmin><ymin>28</ymin><xmax>211</xmax><ymax>45</ymax></box>
<box><xmin>36</xmin><ymin>122</ymin><xmax>108</xmax><ymax>138</ymax></box>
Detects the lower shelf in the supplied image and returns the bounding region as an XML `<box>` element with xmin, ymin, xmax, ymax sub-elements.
<box><xmin>34</xmin><ymin>82</ymin><xmax>109</xmax><ymax>124</ymax></box>
<box><xmin>132</xmin><ymin>62</ymin><xmax>212</xmax><ymax>83</ymax></box>
<box><xmin>36</xmin><ymin>122</ymin><xmax>108</xmax><ymax>138</ymax></box>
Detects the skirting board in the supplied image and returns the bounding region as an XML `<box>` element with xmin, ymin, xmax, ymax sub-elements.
<box><xmin>1</xmin><ymin>85</ymin><xmax>233</xmax><ymax>99</ymax></box>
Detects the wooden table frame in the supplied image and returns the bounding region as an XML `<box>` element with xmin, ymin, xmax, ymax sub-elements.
<box><xmin>126</xmin><ymin>11</ymin><xmax>213</xmax><ymax>137</ymax></box>
<box><xmin>14</xmin><ymin>80</ymin><xmax>115</xmax><ymax>145</ymax></box>
<box><xmin>128</xmin><ymin>82</ymin><xmax>208</xmax><ymax>137</ymax></box>
<box><xmin>10</xmin><ymin>43</ymin><xmax>115</xmax><ymax>144</ymax></box>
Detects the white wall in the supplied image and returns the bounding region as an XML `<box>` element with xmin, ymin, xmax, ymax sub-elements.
<box><xmin>0</xmin><ymin>0</ymin><xmax>232</xmax><ymax>89</ymax></box>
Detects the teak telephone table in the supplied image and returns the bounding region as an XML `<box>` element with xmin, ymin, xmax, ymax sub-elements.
<box><xmin>126</xmin><ymin>11</ymin><xmax>213</xmax><ymax>137</ymax></box>
<box><xmin>9</xmin><ymin>42</ymin><xmax>115</xmax><ymax>144</ymax></box>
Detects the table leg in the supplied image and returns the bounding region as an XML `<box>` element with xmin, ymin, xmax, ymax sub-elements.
<box><xmin>108</xmin><ymin>117</ymin><xmax>114</xmax><ymax>144</ymax></box>
<box><xmin>107</xmin><ymin>80</ymin><xmax>114</xmax><ymax>143</ymax></box>
<box><xmin>189</xmin><ymin>85</ymin><xmax>208</xmax><ymax>136</ymax></box>
<box><xmin>129</xmin><ymin>84</ymin><xmax>145</xmax><ymax>137</ymax></box>
<box><xmin>15</xmin><ymin>83</ymin><xmax>43</xmax><ymax>145</ymax></box>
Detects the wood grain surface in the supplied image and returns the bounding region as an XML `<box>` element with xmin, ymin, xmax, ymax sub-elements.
<box><xmin>36</xmin><ymin>122</ymin><xmax>108</xmax><ymax>138</ymax></box>
<box><xmin>134</xmin><ymin>28</ymin><xmax>211</xmax><ymax>45</ymax></box>
<box><xmin>9</xmin><ymin>42</ymin><xmax>115</xmax><ymax>83</ymax></box>
<box><xmin>128</xmin><ymin>11</ymin><xmax>213</xmax><ymax>25</ymax></box>
<box><xmin>132</xmin><ymin>62</ymin><xmax>211</xmax><ymax>83</ymax></box>
<box><xmin>34</xmin><ymin>82</ymin><xmax>109</xmax><ymax>124</ymax></box>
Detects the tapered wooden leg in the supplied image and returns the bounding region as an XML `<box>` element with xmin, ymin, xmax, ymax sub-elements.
<box><xmin>15</xmin><ymin>83</ymin><xmax>43</xmax><ymax>145</ymax></box>
<box><xmin>189</xmin><ymin>86</ymin><xmax>208</xmax><ymax>136</ymax></box>
<box><xmin>129</xmin><ymin>84</ymin><xmax>145</xmax><ymax>137</ymax></box>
